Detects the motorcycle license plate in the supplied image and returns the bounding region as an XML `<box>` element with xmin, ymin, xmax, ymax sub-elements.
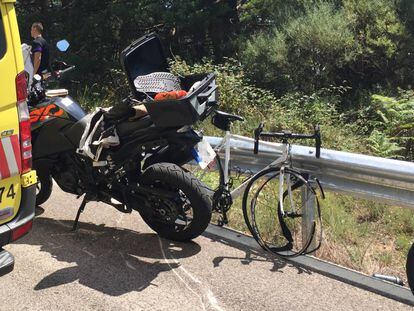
<box><xmin>192</xmin><ymin>139</ymin><xmax>216</xmax><ymax>170</ymax></box>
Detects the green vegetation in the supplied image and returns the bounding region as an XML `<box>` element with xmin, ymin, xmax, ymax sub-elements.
<box><xmin>171</xmin><ymin>58</ymin><xmax>368</xmax><ymax>153</ymax></box>
<box><xmin>241</xmin><ymin>0</ymin><xmax>414</xmax><ymax>95</ymax></box>
<box><xmin>16</xmin><ymin>0</ymin><xmax>414</xmax><ymax>283</ymax></box>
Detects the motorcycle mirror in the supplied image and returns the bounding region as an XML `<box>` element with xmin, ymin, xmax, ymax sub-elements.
<box><xmin>31</xmin><ymin>74</ymin><xmax>42</xmax><ymax>88</ymax></box>
<box><xmin>56</xmin><ymin>39</ymin><xmax>70</xmax><ymax>52</ymax></box>
<box><xmin>33</xmin><ymin>74</ymin><xmax>42</xmax><ymax>82</ymax></box>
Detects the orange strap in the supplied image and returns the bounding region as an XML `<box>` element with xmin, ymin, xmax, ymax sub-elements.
<box><xmin>154</xmin><ymin>90</ymin><xmax>187</xmax><ymax>101</ymax></box>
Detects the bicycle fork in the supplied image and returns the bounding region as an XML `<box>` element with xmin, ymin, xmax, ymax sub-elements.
<box><xmin>279</xmin><ymin>166</ymin><xmax>300</xmax><ymax>218</ymax></box>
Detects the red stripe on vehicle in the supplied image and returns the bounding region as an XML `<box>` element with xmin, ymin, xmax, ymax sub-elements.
<box><xmin>10</xmin><ymin>134</ymin><xmax>22</xmax><ymax>174</ymax></box>
<box><xmin>0</xmin><ymin>139</ymin><xmax>11</xmax><ymax>179</ymax></box>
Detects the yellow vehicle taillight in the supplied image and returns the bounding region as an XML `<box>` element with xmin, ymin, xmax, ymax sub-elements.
<box><xmin>15</xmin><ymin>71</ymin><xmax>32</xmax><ymax>173</ymax></box>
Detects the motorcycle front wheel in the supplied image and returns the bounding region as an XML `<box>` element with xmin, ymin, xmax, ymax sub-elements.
<box><xmin>406</xmin><ymin>243</ymin><xmax>414</xmax><ymax>294</ymax></box>
<box><xmin>36</xmin><ymin>171</ymin><xmax>53</xmax><ymax>206</ymax></box>
<box><xmin>138</xmin><ymin>163</ymin><xmax>212</xmax><ymax>241</ymax></box>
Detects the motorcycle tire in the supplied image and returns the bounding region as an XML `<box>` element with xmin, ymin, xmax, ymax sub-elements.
<box><xmin>406</xmin><ymin>243</ymin><xmax>414</xmax><ymax>294</ymax></box>
<box><xmin>139</xmin><ymin>163</ymin><xmax>212</xmax><ymax>242</ymax></box>
<box><xmin>36</xmin><ymin>171</ymin><xmax>53</xmax><ymax>206</ymax></box>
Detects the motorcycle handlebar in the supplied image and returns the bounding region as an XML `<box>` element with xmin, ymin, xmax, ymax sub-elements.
<box><xmin>42</xmin><ymin>65</ymin><xmax>76</xmax><ymax>82</ymax></box>
<box><xmin>57</xmin><ymin>65</ymin><xmax>76</xmax><ymax>75</ymax></box>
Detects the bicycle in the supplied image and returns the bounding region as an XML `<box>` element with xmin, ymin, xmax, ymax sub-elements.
<box><xmin>242</xmin><ymin>123</ymin><xmax>324</xmax><ymax>257</ymax></box>
<box><xmin>191</xmin><ymin>110</ymin><xmax>324</xmax><ymax>257</ymax></box>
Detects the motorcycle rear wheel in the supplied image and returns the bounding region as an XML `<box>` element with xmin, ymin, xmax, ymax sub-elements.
<box><xmin>139</xmin><ymin>163</ymin><xmax>212</xmax><ymax>241</ymax></box>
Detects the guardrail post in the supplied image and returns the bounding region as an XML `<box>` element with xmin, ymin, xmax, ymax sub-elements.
<box><xmin>302</xmin><ymin>183</ymin><xmax>316</xmax><ymax>254</ymax></box>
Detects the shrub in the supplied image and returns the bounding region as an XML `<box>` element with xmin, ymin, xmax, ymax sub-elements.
<box><xmin>170</xmin><ymin>57</ymin><xmax>281</xmax><ymax>119</ymax></box>
<box><xmin>241</xmin><ymin>2</ymin><xmax>354</xmax><ymax>93</ymax></box>
<box><xmin>367</xmin><ymin>91</ymin><xmax>414</xmax><ymax>159</ymax></box>
<box><xmin>240</xmin><ymin>0</ymin><xmax>414</xmax><ymax>96</ymax></box>
<box><xmin>367</xmin><ymin>130</ymin><xmax>404</xmax><ymax>159</ymax></box>
<box><xmin>343</xmin><ymin>0</ymin><xmax>414</xmax><ymax>88</ymax></box>
<box><xmin>242</xmin><ymin>30</ymin><xmax>291</xmax><ymax>93</ymax></box>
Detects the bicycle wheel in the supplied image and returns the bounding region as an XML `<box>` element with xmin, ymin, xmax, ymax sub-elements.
<box><xmin>242</xmin><ymin>167</ymin><xmax>322</xmax><ymax>257</ymax></box>
<box><xmin>406</xmin><ymin>243</ymin><xmax>414</xmax><ymax>294</ymax></box>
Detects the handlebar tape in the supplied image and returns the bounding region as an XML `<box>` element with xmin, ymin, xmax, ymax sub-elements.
<box><xmin>314</xmin><ymin>125</ymin><xmax>321</xmax><ymax>158</ymax></box>
<box><xmin>254</xmin><ymin>139</ymin><xmax>259</xmax><ymax>155</ymax></box>
<box><xmin>254</xmin><ymin>123</ymin><xmax>264</xmax><ymax>154</ymax></box>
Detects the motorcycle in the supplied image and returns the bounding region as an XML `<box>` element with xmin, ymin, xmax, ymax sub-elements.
<box><xmin>25</xmin><ymin>34</ymin><xmax>217</xmax><ymax>241</ymax></box>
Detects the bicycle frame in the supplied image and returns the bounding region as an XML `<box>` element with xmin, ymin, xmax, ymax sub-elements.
<box><xmin>213</xmin><ymin>132</ymin><xmax>291</xmax><ymax>204</ymax></box>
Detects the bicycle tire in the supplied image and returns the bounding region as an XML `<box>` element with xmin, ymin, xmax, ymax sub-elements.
<box><xmin>242</xmin><ymin>166</ymin><xmax>322</xmax><ymax>258</ymax></box>
<box><xmin>406</xmin><ymin>243</ymin><xmax>414</xmax><ymax>294</ymax></box>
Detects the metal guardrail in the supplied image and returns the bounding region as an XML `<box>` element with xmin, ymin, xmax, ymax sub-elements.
<box><xmin>206</xmin><ymin>135</ymin><xmax>414</xmax><ymax>209</ymax></box>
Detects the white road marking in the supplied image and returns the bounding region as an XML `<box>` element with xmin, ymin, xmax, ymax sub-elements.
<box><xmin>158</xmin><ymin>240</ymin><xmax>207</xmax><ymax>311</ymax></box>
<box><xmin>157</xmin><ymin>237</ymin><xmax>225</xmax><ymax>311</ymax></box>
<box><xmin>82</xmin><ymin>249</ymin><xmax>96</xmax><ymax>258</ymax></box>
<box><xmin>125</xmin><ymin>261</ymin><xmax>136</xmax><ymax>271</ymax></box>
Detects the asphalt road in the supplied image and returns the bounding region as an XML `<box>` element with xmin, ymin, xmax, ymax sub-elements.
<box><xmin>0</xmin><ymin>187</ymin><xmax>411</xmax><ymax>311</ymax></box>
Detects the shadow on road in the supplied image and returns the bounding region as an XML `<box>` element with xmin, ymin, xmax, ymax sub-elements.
<box><xmin>16</xmin><ymin>217</ymin><xmax>201</xmax><ymax>296</ymax></box>
<box><xmin>35</xmin><ymin>206</ymin><xmax>45</xmax><ymax>216</ymax></box>
<box><xmin>204</xmin><ymin>231</ymin><xmax>311</xmax><ymax>275</ymax></box>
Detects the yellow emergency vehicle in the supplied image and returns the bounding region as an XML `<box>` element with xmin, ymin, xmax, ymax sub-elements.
<box><xmin>0</xmin><ymin>0</ymin><xmax>37</xmax><ymax>276</ymax></box>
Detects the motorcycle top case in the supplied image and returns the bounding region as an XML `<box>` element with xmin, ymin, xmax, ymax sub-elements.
<box><xmin>120</xmin><ymin>33</ymin><xmax>218</xmax><ymax>128</ymax></box>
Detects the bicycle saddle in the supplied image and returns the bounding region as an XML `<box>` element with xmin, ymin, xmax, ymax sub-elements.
<box><xmin>212</xmin><ymin>110</ymin><xmax>244</xmax><ymax>131</ymax></box>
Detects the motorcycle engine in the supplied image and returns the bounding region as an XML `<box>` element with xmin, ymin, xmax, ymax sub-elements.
<box><xmin>53</xmin><ymin>169</ymin><xmax>83</xmax><ymax>195</ymax></box>
<box><xmin>52</xmin><ymin>157</ymin><xmax>84</xmax><ymax>195</ymax></box>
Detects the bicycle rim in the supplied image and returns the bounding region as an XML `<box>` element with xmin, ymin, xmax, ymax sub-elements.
<box><xmin>243</xmin><ymin>167</ymin><xmax>321</xmax><ymax>257</ymax></box>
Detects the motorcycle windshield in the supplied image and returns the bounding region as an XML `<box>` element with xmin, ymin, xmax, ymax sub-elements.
<box><xmin>120</xmin><ymin>33</ymin><xmax>169</xmax><ymax>98</ymax></box>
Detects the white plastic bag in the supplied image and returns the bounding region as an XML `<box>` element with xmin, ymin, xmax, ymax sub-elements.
<box><xmin>193</xmin><ymin>139</ymin><xmax>216</xmax><ymax>169</ymax></box>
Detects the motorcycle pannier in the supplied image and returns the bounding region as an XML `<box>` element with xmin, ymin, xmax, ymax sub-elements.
<box><xmin>120</xmin><ymin>33</ymin><xmax>218</xmax><ymax>127</ymax></box>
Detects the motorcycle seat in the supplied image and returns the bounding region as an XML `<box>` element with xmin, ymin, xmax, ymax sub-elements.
<box><xmin>117</xmin><ymin>115</ymin><xmax>153</xmax><ymax>137</ymax></box>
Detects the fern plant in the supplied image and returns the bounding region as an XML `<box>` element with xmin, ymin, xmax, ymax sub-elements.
<box><xmin>369</xmin><ymin>90</ymin><xmax>414</xmax><ymax>159</ymax></box>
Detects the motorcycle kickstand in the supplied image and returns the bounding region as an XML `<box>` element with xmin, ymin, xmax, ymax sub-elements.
<box><xmin>72</xmin><ymin>196</ymin><xmax>88</xmax><ymax>231</ymax></box>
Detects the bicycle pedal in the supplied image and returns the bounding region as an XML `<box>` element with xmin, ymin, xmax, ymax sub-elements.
<box><xmin>217</xmin><ymin>218</ymin><xmax>228</xmax><ymax>227</ymax></box>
